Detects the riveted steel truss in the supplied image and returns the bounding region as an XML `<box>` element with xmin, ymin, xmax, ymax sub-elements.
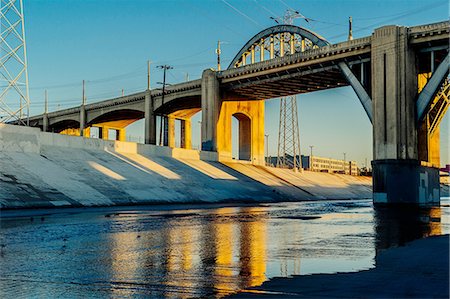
<box><xmin>228</xmin><ymin>25</ymin><xmax>329</xmax><ymax>69</ymax></box>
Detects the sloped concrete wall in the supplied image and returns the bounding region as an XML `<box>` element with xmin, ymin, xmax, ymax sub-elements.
<box><xmin>0</xmin><ymin>124</ymin><xmax>372</xmax><ymax>209</ymax></box>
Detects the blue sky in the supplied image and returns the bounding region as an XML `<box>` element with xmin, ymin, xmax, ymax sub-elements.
<box><xmin>24</xmin><ymin>0</ymin><xmax>449</xmax><ymax>166</ymax></box>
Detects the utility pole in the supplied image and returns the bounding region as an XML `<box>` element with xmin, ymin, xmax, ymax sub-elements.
<box><xmin>82</xmin><ymin>80</ymin><xmax>86</xmax><ymax>105</ymax></box>
<box><xmin>265</xmin><ymin>134</ymin><xmax>269</xmax><ymax>166</ymax></box>
<box><xmin>44</xmin><ymin>90</ymin><xmax>48</xmax><ymax>114</ymax></box>
<box><xmin>348</xmin><ymin>16</ymin><xmax>353</xmax><ymax>41</ymax></box>
<box><xmin>147</xmin><ymin>60</ymin><xmax>151</xmax><ymax>90</ymax></box>
<box><xmin>216</xmin><ymin>40</ymin><xmax>221</xmax><ymax>71</ymax></box>
<box><xmin>156</xmin><ymin>65</ymin><xmax>173</xmax><ymax>146</ymax></box>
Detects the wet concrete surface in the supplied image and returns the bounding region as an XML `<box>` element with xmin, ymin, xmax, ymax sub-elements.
<box><xmin>0</xmin><ymin>199</ymin><xmax>448</xmax><ymax>298</ymax></box>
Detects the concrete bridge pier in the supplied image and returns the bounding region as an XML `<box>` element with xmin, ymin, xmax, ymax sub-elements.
<box><xmin>371</xmin><ymin>25</ymin><xmax>440</xmax><ymax>206</ymax></box>
<box><xmin>42</xmin><ymin>113</ymin><xmax>49</xmax><ymax>132</ymax></box>
<box><xmin>201</xmin><ymin>69</ymin><xmax>221</xmax><ymax>152</ymax></box>
<box><xmin>167</xmin><ymin>115</ymin><xmax>175</xmax><ymax>148</ymax></box>
<box><xmin>201</xmin><ymin>69</ymin><xmax>265</xmax><ymax>165</ymax></box>
<box><xmin>79</xmin><ymin>104</ymin><xmax>86</xmax><ymax>137</ymax></box>
<box><xmin>180</xmin><ymin>119</ymin><xmax>191</xmax><ymax>149</ymax></box>
<box><xmin>144</xmin><ymin>91</ymin><xmax>157</xmax><ymax>145</ymax></box>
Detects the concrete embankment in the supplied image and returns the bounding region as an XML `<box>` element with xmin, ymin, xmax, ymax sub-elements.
<box><xmin>0</xmin><ymin>124</ymin><xmax>372</xmax><ymax>209</ymax></box>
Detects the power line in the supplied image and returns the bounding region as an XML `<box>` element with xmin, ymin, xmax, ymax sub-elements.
<box><xmin>353</xmin><ymin>1</ymin><xmax>447</xmax><ymax>20</ymax></box>
<box><xmin>220</xmin><ymin>0</ymin><xmax>263</xmax><ymax>27</ymax></box>
<box><xmin>327</xmin><ymin>1</ymin><xmax>447</xmax><ymax>41</ymax></box>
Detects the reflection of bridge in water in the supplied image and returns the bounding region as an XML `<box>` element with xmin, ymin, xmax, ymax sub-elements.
<box><xmin>0</xmin><ymin>200</ymin><xmax>446</xmax><ymax>298</ymax></box>
<box><xmin>104</xmin><ymin>203</ymin><xmax>444</xmax><ymax>298</ymax></box>
<box><xmin>24</xmin><ymin>21</ymin><xmax>449</xmax><ymax>205</ymax></box>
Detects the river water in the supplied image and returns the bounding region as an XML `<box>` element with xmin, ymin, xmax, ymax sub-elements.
<box><xmin>0</xmin><ymin>199</ymin><xmax>448</xmax><ymax>298</ymax></box>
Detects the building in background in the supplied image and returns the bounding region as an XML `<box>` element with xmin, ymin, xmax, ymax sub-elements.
<box><xmin>301</xmin><ymin>155</ymin><xmax>358</xmax><ymax>175</ymax></box>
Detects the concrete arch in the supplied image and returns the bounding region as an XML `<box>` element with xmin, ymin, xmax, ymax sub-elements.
<box><xmin>216</xmin><ymin>100</ymin><xmax>265</xmax><ymax>165</ymax></box>
<box><xmin>154</xmin><ymin>95</ymin><xmax>201</xmax><ymax>116</ymax></box>
<box><xmin>228</xmin><ymin>24</ymin><xmax>329</xmax><ymax>69</ymax></box>
<box><xmin>87</xmin><ymin>109</ymin><xmax>144</xmax><ymax>129</ymax></box>
<box><xmin>232</xmin><ymin>112</ymin><xmax>252</xmax><ymax>161</ymax></box>
<box><xmin>49</xmin><ymin>119</ymin><xmax>80</xmax><ymax>134</ymax></box>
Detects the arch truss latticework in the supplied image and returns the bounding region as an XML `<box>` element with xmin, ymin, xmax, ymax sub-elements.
<box><xmin>228</xmin><ymin>25</ymin><xmax>329</xmax><ymax>69</ymax></box>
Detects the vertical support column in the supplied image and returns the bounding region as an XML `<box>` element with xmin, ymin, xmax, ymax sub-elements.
<box><xmin>270</xmin><ymin>35</ymin><xmax>274</xmax><ymax>59</ymax></box>
<box><xmin>98</xmin><ymin>126</ymin><xmax>103</xmax><ymax>139</ymax></box>
<box><xmin>372</xmin><ymin>25</ymin><xmax>417</xmax><ymax>161</ymax></box>
<box><xmin>167</xmin><ymin>115</ymin><xmax>175</xmax><ymax>148</ymax></box>
<box><xmin>279</xmin><ymin>33</ymin><xmax>285</xmax><ymax>57</ymax></box>
<box><xmin>79</xmin><ymin>105</ymin><xmax>86</xmax><ymax>137</ymax></box>
<box><xmin>201</xmin><ymin>69</ymin><xmax>221</xmax><ymax>152</ymax></box>
<box><xmin>251</xmin><ymin>45</ymin><xmax>255</xmax><ymax>63</ymax></box>
<box><xmin>180</xmin><ymin>119</ymin><xmax>192</xmax><ymax>149</ymax></box>
<box><xmin>371</xmin><ymin>25</ymin><xmax>439</xmax><ymax>206</ymax></box>
<box><xmin>100</xmin><ymin>126</ymin><xmax>109</xmax><ymax>140</ymax></box>
<box><xmin>290</xmin><ymin>34</ymin><xmax>295</xmax><ymax>54</ymax></box>
<box><xmin>117</xmin><ymin>129</ymin><xmax>126</xmax><ymax>141</ymax></box>
<box><xmin>163</xmin><ymin>116</ymin><xmax>169</xmax><ymax>146</ymax></box>
<box><xmin>260</xmin><ymin>39</ymin><xmax>264</xmax><ymax>62</ymax></box>
<box><xmin>144</xmin><ymin>91</ymin><xmax>156</xmax><ymax>144</ymax></box>
<box><xmin>42</xmin><ymin>114</ymin><xmax>48</xmax><ymax>132</ymax></box>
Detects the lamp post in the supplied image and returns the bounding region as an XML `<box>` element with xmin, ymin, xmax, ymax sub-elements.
<box><xmin>198</xmin><ymin>120</ymin><xmax>202</xmax><ymax>150</ymax></box>
<box><xmin>343</xmin><ymin>152</ymin><xmax>347</xmax><ymax>174</ymax></box>
<box><xmin>309</xmin><ymin>145</ymin><xmax>314</xmax><ymax>171</ymax></box>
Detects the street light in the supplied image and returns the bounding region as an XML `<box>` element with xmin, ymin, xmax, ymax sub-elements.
<box><xmin>309</xmin><ymin>145</ymin><xmax>314</xmax><ymax>171</ymax></box>
<box><xmin>343</xmin><ymin>152</ymin><xmax>347</xmax><ymax>174</ymax></box>
<box><xmin>198</xmin><ymin>120</ymin><xmax>202</xmax><ymax>150</ymax></box>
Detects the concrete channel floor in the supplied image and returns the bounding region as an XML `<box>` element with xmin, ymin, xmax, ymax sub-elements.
<box><xmin>229</xmin><ymin>234</ymin><xmax>450</xmax><ymax>299</ymax></box>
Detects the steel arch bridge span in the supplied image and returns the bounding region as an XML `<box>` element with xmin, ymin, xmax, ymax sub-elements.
<box><xmin>228</xmin><ymin>25</ymin><xmax>329</xmax><ymax>69</ymax></box>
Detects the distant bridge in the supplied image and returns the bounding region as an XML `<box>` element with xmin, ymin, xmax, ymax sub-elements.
<box><xmin>23</xmin><ymin>20</ymin><xmax>449</xmax><ymax>205</ymax></box>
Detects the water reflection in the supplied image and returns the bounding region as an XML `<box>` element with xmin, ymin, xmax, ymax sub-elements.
<box><xmin>374</xmin><ymin>205</ymin><xmax>442</xmax><ymax>250</ymax></box>
<box><xmin>0</xmin><ymin>200</ymin><xmax>447</xmax><ymax>298</ymax></box>
<box><xmin>101</xmin><ymin>207</ymin><xmax>268</xmax><ymax>298</ymax></box>
<box><xmin>238</xmin><ymin>208</ymin><xmax>267</xmax><ymax>289</ymax></box>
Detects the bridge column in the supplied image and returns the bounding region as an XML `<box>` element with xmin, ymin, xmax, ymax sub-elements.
<box><xmin>167</xmin><ymin>115</ymin><xmax>175</xmax><ymax>148</ymax></box>
<box><xmin>79</xmin><ymin>105</ymin><xmax>86</xmax><ymax>137</ymax></box>
<box><xmin>144</xmin><ymin>91</ymin><xmax>156</xmax><ymax>145</ymax></box>
<box><xmin>216</xmin><ymin>100</ymin><xmax>265</xmax><ymax>165</ymax></box>
<box><xmin>180</xmin><ymin>119</ymin><xmax>192</xmax><ymax>149</ymax></box>
<box><xmin>42</xmin><ymin>113</ymin><xmax>49</xmax><ymax>132</ymax></box>
<box><xmin>201</xmin><ymin>69</ymin><xmax>221</xmax><ymax>151</ymax></box>
<box><xmin>99</xmin><ymin>126</ymin><xmax>108</xmax><ymax>140</ymax></box>
<box><xmin>117</xmin><ymin>129</ymin><xmax>126</xmax><ymax>142</ymax></box>
<box><xmin>371</xmin><ymin>25</ymin><xmax>440</xmax><ymax>206</ymax></box>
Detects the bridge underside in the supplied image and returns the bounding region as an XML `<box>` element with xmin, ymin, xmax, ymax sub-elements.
<box><xmin>224</xmin><ymin>65</ymin><xmax>349</xmax><ymax>100</ymax></box>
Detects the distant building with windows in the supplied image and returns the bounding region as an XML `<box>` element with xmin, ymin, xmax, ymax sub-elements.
<box><xmin>301</xmin><ymin>155</ymin><xmax>358</xmax><ymax>175</ymax></box>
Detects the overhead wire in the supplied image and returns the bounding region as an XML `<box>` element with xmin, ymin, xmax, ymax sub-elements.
<box><xmin>182</xmin><ymin>0</ymin><xmax>246</xmax><ymax>37</ymax></box>
<box><xmin>326</xmin><ymin>0</ymin><xmax>447</xmax><ymax>41</ymax></box>
<box><xmin>219</xmin><ymin>0</ymin><xmax>263</xmax><ymax>28</ymax></box>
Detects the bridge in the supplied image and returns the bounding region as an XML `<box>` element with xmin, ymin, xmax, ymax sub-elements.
<box><xmin>23</xmin><ymin>20</ymin><xmax>449</xmax><ymax>206</ymax></box>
